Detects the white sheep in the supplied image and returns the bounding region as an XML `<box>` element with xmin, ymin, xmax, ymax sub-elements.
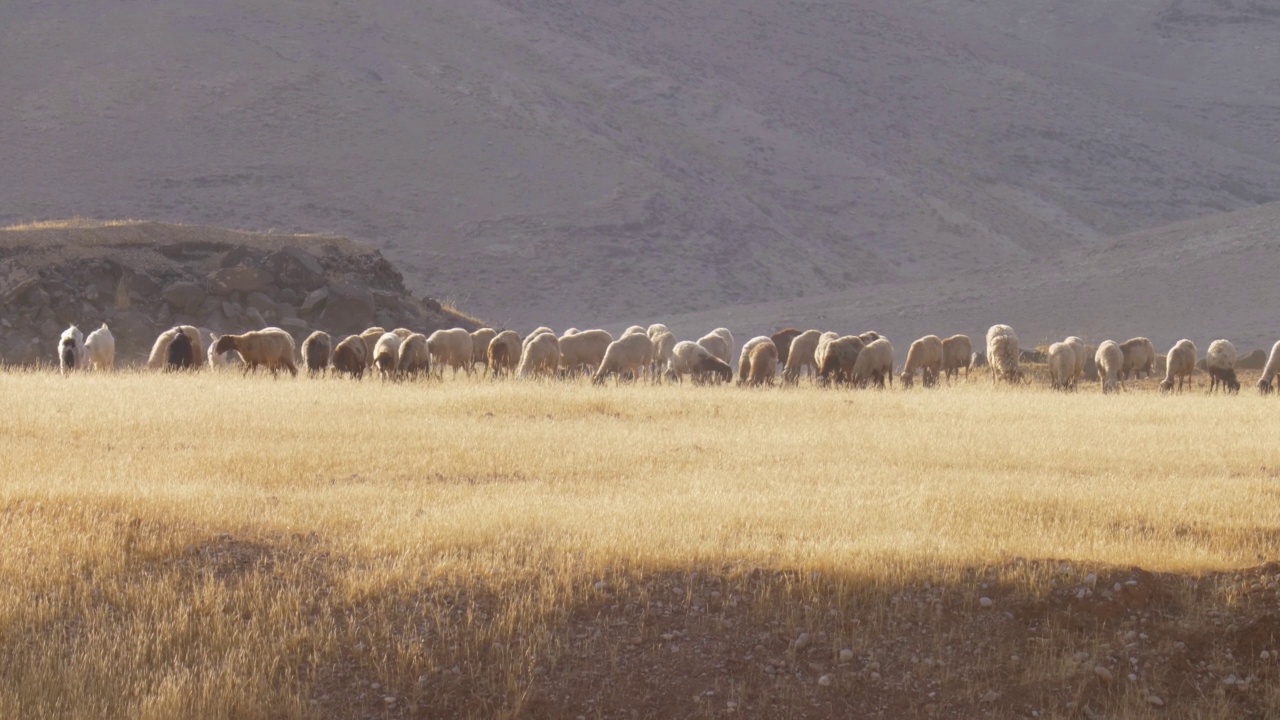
<box><xmin>84</xmin><ymin>323</ymin><xmax>115</xmax><ymax>372</ymax></box>
<box><xmin>518</xmin><ymin>332</ymin><xmax>561</xmax><ymax>379</ymax></box>
<box><xmin>593</xmin><ymin>333</ymin><xmax>654</xmax><ymax>385</ymax></box>
<box><xmin>373</xmin><ymin>332</ymin><xmax>404</xmax><ymax>380</ymax></box>
<box><xmin>1047</xmin><ymin>342</ymin><xmax>1076</xmax><ymax>391</ymax></box>
<box><xmin>711</xmin><ymin>327</ymin><xmax>734</xmax><ymax>362</ymax></box>
<box><xmin>1205</xmin><ymin>339</ymin><xmax>1240</xmax><ymax>394</ymax></box>
<box><xmin>940</xmin><ymin>334</ymin><xmax>973</xmax><ymax>384</ymax></box>
<box><xmin>646</xmin><ymin>324</ymin><xmax>669</xmax><ymax>340</ymax></box>
<box><xmin>488</xmin><ymin>330</ymin><xmax>522</xmax><ymax>378</ymax></box>
<box><xmin>398</xmin><ymin>333</ymin><xmax>431</xmax><ymax>379</ymax></box>
<box><xmin>426</xmin><ymin>328</ymin><xmax>474</xmax><ymax>378</ymax></box>
<box><xmin>558</xmin><ymin>329</ymin><xmax>614</xmax><ymax>376</ymax></box>
<box><xmin>900</xmin><ymin>335</ymin><xmax>943</xmax><ymax>389</ymax></box>
<box><xmin>1119</xmin><ymin>337</ymin><xmax>1156</xmax><ymax>380</ymax></box>
<box><xmin>470</xmin><ymin>328</ymin><xmax>497</xmax><ymax>369</ymax></box>
<box><xmin>696</xmin><ymin>331</ymin><xmax>732</xmax><ymax>365</ymax></box>
<box><xmin>57</xmin><ymin>325</ymin><xmax>84</xmax><ymax>375</ymax></box>
<box><xmin>851</xmin><ymin>338</ymin><xmax>894</xmax><ymax>388</ymax></box>
<box><xmin>147</xmin><ymin>326</ymin><xmax>204</xmax><ymax>370</ymax></box>
<box><xmin>1258</xmin><ymin>340</ymin><xmax>1280</xmax><ymax>395</ymax></box>
<box><xmin>650</xmin><ymin>330</ymin><xmax>677</xmax><ymax>377</ymax></box>
<box><xmin>782</xmin><ymin>329</ymin><xmax>823</xmax><ymax>383</ymax></box>
<box><xmin>986</xmin><ymin>325</ymin><xmax>1020</xmax><ymax>384</ymax></box>
<box><xmin>359</xmin><ymin>327</ymin><xmax>387</xmax><ymax>368</ymax></box>
<box><xmin>1064</xmin><ymin>336</ymin><xmax>1087</xmax><ymax>385</ymax></box>
<box><xmin>621</xmin><ymin>325</ymin><xmax>647</xmax><ymax>338</ymax></box>
<box><xmin>669</xmin><ymin>341</ymin><xmax>732</xmax><ymax>383</ymax></box>
<box><xmin>1095</xmin><ymin>340</ymin><xmax>1124</xmax><ymax>394</ymax></box>
<box><xmin>1160</xmin><ymin>339</ymin><xmax>1197</xmax><ymax>394</ymax></box>
<box><xmin>301</xmin><ymin>331</ymin><xmax>333</xmax><ymax>378</ymax></box>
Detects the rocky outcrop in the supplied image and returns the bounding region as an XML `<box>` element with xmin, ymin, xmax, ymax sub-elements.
<box><xmin>0</xmin><ymin>221</ymin><xmax>480</xmax><ymax>365</ymax></box>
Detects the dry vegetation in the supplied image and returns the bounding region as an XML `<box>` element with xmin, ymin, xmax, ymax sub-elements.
<box><xmin>1</xmin><ymin>369</ymin><xmax>1278</xmax><ymax>719</ymax></box>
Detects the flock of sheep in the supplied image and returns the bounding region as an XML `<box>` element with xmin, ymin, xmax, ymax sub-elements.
<box><xmin>50</xmin><ymin>321</ymin><xmax>1279</xmax><ymax>395</ymax></box>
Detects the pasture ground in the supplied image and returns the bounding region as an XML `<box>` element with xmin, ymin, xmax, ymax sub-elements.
<box><xmin>1</xmin><ymin>368</ymin><xmax>1278</xmax><ymax>719</ymax></box>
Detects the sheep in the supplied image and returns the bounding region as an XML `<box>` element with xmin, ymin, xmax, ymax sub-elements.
<box><xmin>813</xmin><ymin>332</ymin><xmax>840</xmax><ymax>373</ymax></box>
<box><xmin>389</xmin><ymin>327</ymin><xmax>412</xmax><ymax>340</ymax></box>
<box><xmin>426</xmin><ymin>328</ymin><xmax>474</xmax><ymax>378</ymax></box>
<box><xmin>57</xmin><ymin>325</ymin><xmax>84</xmax><ymax>375</ymax></box>
<box><xmin>986</xmin><ymin>325</ymin><xmax>1020</xmax><ymax>384</ymax></box>
<box><xmin>650</xmin><ymin>330</ymin><xmax>676</xmax><ymax>377</ymax></box>
<box><xmin>852</xmin><ymin>338</ymin><xmax>894</xmax><ymax>388</ymax></box>
<box><xmin>518</xmin><ymin>332</ymin><xmax>561</xmax><ymax>379</ymax></box>
<box><xmin>1095</xmin><ymin>340</ymin><xmax>1124</xmax><ymax>394</ymax></box>
<box><xmin>470</xmin><ymin>328</ymin><xmax>497</xmax><ymax>369</ymax></box>
<box><xmin>1258</xmin><ymin>341</ymin><xmax>1280</xmax><ymax>394</ymax></box>
<box><xmin>770</xmin><ymin>328</ymin><xmax>803</xmax><ymax>368</ymax></box>
<box><xmin>1205</xmin><ymin>339</ymin><xmax>1240</xmax><ymax>394</ymax></box>
<box><xmin>373</xmin><ymin>332</ymin><xmax>403</xmax><ymax>380</ymax></box>
<box><xmin>523</xmin><ymin>327</ymin><xmax>554</xmax><ymax>350</ymax></box>
<box><xmin>817</xmin><ymin>335</ymin><xmax>865</xmax><ymax>386</ymax></box>
<box><xmin>593</xmin><ymin>333</ymin><xmax>654</xmax><ymax>385</ymax></box>
<box><xmin>212</xmin><ymin>328</ymin><xmax>298</xmax><ymax>377</ymax></box>
<box><xmin>301</xmin><ymin>331</ymin><xmax>333</xmax><ymax>378</ymax></box>
<box><xmin>669</xmin><ymin>341</ymin><xmax>732</xmax><ymax>384</ymax></box>
<box><xmin>331</xmin><ymin>335</ymin><xmax>368</xmax><ymax>380</ymax></box>
<box><xmin>1160</xmin><ymin>339</ymin><xmax>1197</xmax><ymax>394</ymax></box>
<box><xmin>622</xmin><ymin>325</ymin><xmax>647</xmax><ymax>338</ymax></box>
<box><xmin>646</xmin><ymin>324</ymin><xmax>669</xmax><ymax>340</ymax></box>
<box><xmin>83</xmin><ymin>323</ymin><xmax>115</xmax><ymax>372</ymax></box>
<box><xmin>359</xmin><ymin>327</ymin><xmax>387</xmax><ymax>368</ymax></box>
<box><xmin>397</xmin><ymin>333</ymin><xmax>431</xmax><ymax>379</ymax></box>
<box><xmin>743</xmin><ymin>339</ymin><xmax>779</xmax><ymax>387</ymax></box>
<box><xmin>696</xmin><ymin>331</ymin><xmax>732</xmax><ymax>365</ymax></box>
<box><xmin>147</xmin><ymin>326</ymin><xmax>204</xmax><ymax>370</ymax></box>
<box><xmin>1119</xmin><ymin>337</ymin><xmax>1156</xmax><ymax>380</ymax></box>
<box><xmin>737</xmin><ymin>336</ymin><xmax>772</xmax><ymax>384</ymax></box>
<box><xmin>558</xmin><ymin>329</ymin><xmax>614</xmax><ymax>376</ymax></box>
<box><xmin>858</xmin><ymin>331</ymin><xmax>880</xmax><ymax>345</ymax></box>
<box><xmin>166</xmin><ymin>328</ymin><xmax>196</xmax><ymax>371</ymax></box>
<box><xmin>782</xmin><ymin>329</ymin><xmax>823</xmax><ymax>383</ymax></box>
<box><xmin>1047</xmin><ymin>342</ymin><xmax>1076</xmax><ymax>391</ymax></box>
<box><xmin>1064</xmin><ymin>336</ymin><xmax>1087</xmax><ymax>385</ymax></box>
<box><xmin>207</xmin><ymin>333</ymin><xmax>243</xmax><ymax>368</ymax></box>
<box><xmin>900</xmin><ymin>335</ymin><xmax>943</xmax><ymax>389</ymax></box>
<box><xmin>940</xmin><ymin>335</ymin><xmax>973</xmax><ymax>384</ymax></box>
<box><xmin>711</xmin><ymin>327</ymin><xmax>734</xmax><ymax>362</ymax></box>
<box><xmin>488</xmin><ymin>330</ymin><xmax>522</xmax><ymax>378</ymax></box>
<box><xmin>562</xmin><ymin>328</ymin><xmax>580</xmax><ymax>337</ymax></box>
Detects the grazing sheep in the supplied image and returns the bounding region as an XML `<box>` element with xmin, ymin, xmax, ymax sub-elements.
<box><xmin>851</xmin><ymin>338</ymin><xmax>894</xmax><ymax>388</ymax></box>
<box><xmin>858</xmin><ymin>332</ymin><xmax>880</xmax><ymax>346</ymax></box>
<box><xmin>737</xmin><ymin>336</ymin><xmax>772</xmax><ymax>384</ymax></box>
<box><xmin>986</xmin><ymin>325</ymin><xmax>1020</xmax><ymax>384</ymax></box>
<box><xmin>562</xmin><ymin>328</ymin><xmax>580</xmax><ymax>337</ymax></box>
<box><xmin>817</xmin><ymin>335</ymin><xmax>865</xmax><ymax>386</ymax></box>
<box><xmin>1119</xmin><ymin>337</ymin><xmax>1156</xmax><ymax>380</ymax></box>
<box><xmin>390</xmin><ymin>327</ymin><xmax>414</xmax><ymax>340</ymax></box>
<box><xmin>426</xmin><ymin>328</ymin><xmax>475</xmax><ymax>378</ymax></box>
<box><xmin>1047</xmin><ymin>342</ymin><xmax>1076</xmax><ymax>391</ymax></box>
<box><xmin>397</xmin><ymin>333</ymin><xmax>431</xmax><ymax>379</ymax></box>
<box><xmin>518</xmin><ymin>332</ymin><xmax>561</xmax><ymax>379</ymax></box>
<box><xmin>523</xmin><ymin>327</ymin><xmax>555</xmax><ymax>350</ymax></box>
<box><xmin>622</xmin><ymin>325</ymin><xmax>647</xmax><ymax>338</ymax></box>
<box><xmin>166</xmin><ymin>329</ymin><xmax>195</xmax><ymax>371</ymax></box>
<box><xmin>147</xmin><ymin>326</ymin><xmax>204</xmax><ymax>370</ymax></box>
<box><xmin>57</xmin><ymin>325</ymin><xmax>84</xmax><ymax>375</ymax></box>
<box><xmin>669</xmin><ymin>341</ymin><xmax>732</xmax><ymax>384</ymax></box>
<box><xmin>470</xmin><ymin>328</ymin><xmax>497</xmax><ymax>368</ymax></box>
<box><xmin>301</xmin><ymin>331</ymin><xmax>333</xmax><ymax>378</ymax></box>
<box><xmin>900</xmin><ymin>335</ymin><xmax>943</xmax><ymax>389</ymax></box>
<box><xmin>1258</xmin><ymin>341</ymin><xmax>1280</xmax><ymax>394</ymax></box>
<box><xmin>970</xmin><ymin>351</ymin><xmax>988</xmax><ymax>369</ymax></box>
<box><xmin>940</xmin><ymin>335</ymin><xmax>973</xmax><ymax>384</ymax></box>
<box><xmin>1095</xmin><ymin>340</ymin><xmax>1124</xmax><ymax>394</ymax></box>
<box><xmin>559</xmin><ymin>329</ymin><xmax>614</xmax><ymax>376</ymax></box>
<box><xmin>488</xmin><ymin>330</ymin><xmax>522</xmax><ymax>378</ymax></box>
<box><xmin>1160</xmin><ymin>339</ymin><xmax>1197</xmax><ymax>394</ymax></box>
<box><xmin>331</xmin><ymin>335</ymin><xmax>368</xmax><ymax>380</ymax></box>
<box><xmin>359</xmin><ymin>327</ymin><xmax>387</xmax><ymax>368</ymax></box>
<box><xmin>646</xmin><ymin>324</ymin><xmax>669</xmax><ymax>340</ymax></box>
<box><xmin>813</xmin><ymin>332</ymin><xmax>840</xmax><ymax>375</ymax></box>
<box><xmin>697</xmin><ymin>331</ymin><xmax>732</xmax><ymax>365</ymax></box>
<box><xmin>373</xmin><ymin>332</ymin><xmax>404</xmax><ymax>380</ymax></box>
<box><xmin>782</xmin><ymin>330</ymin><xmax>823</xmax><ymax>383</ymax></box>
<box><xmin>593</xmin><ymin>333</ymin><xmax>655</xmax><ymax>385</ymax></box>
<box><xmin>207</xmin><ymin>333</ymin><xmax>242</xmax><ymax>368</ymax></box>
<box><xmin>1064</xmin><ymin>336</ymin><xmax>1087</xmax><ymax>385</ymax></box>
<box><xmin>770</xmin><ymin>328</ymin><xmax>803</xmax><ymax>367</ymax></box>
<box><xmin>212</xmin><ymin>329</ymin><xmax>298</xmax><ymax>377</ymax></box>
<box><xmin>711</xmin><ymin>328</ymin><xmax>734</xmax><ymax>363</ymax></box>
<box><xmin>83</xmin><ymin>323</ymin><xmax>115</xmax><ymax>372</ymax></box>
<box><xmin>743</xmin><ymin>339</ymin><xmax>779</xmax><ymax>387</ymax></box>
<box><xmin>1205</xmin><ymin>339</ymin><xmax>1240</xmax><ymax>394</ymax></box>
<box><xmin>650</xmin><ymin>330</ymin><xmax>676</xmax><ymax>377</ymax></box>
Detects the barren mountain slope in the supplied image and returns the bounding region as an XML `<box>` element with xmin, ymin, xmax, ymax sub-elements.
<box><xmin>4</xmin><ymin>0</ymin><xmax>1280</xmax><ymax>327</ymax></box>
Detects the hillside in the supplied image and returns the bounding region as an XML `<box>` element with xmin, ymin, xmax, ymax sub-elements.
<box><xmin>4</xmin><ymin>0</ymin><xmax>1280</xmax><ymax>328</ymax></box>
<box><xmin>0</xmin><ymin>221</ymin><xmax>476</xmax><ymax>365</ymax></box>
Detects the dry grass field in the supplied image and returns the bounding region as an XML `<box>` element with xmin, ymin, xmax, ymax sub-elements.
<box><xmin>1</xmin><ymin>368</ymin><xmax>1278</xmax><ymax>719</ymax></box>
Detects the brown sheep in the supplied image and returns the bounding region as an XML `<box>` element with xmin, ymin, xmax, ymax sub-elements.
<box><xmin>940</xmin><ymin>335</ymin><xmax>973</xmax><ymax>384</ymax></box>
<box><xmin>488</xmin><ymin>330</ymin><xmax>522</xmax><ymax>378</ymax></box>
<box><xmin>817</xmin><ymin>335</ymin><xmax>865</xmax><ymax>386</ymax></box>
<box><xmin>744</xmin><ymin>340</ymin><xmax>779</xmax><ymax>387</ymax></box>
<box><xmin>900</xmin><ymin>335</ymin><xmax>943</xmax><ymax>389</ymax></box>
<box><xmin>331</xmin><ymin>335</ymin><xmax>367</xmax><ymax>380</ymax></box>
<box><xmin>782</xmin><ymin>330</ymin><xmax>823</xmax><ymax>383</ymax></box>
<box><xmin>212</xmin><ymin>329</ymin><xmax>298</xmax><ymax>377</ymax></box>
<box><xmin>147</xmin><ymin>325</ymin><xmax>205</xmax><ymax>370</ymax></box>
<box><xmin>359</xmin><ymin>327</ymin><xmax>387</xmax><ymax>368</ymax></box>
<box><xmin>397</xmin><ymin>333</ymin><xmax>431</xmax><ymax>379</ymax></box>
<box><xmin>1119</xmin><ymin>337</ymin><xmax>1156</xmax><ymax>380</ymax></box>
<box><xmin>770</xmin><ymin>328</ymin><xmax>803</xmax><ymax>368</ymax></box>
<box><xmin>301</xmin><ymin>331</ymin><xmax>333</xmax><ymax>378</ymax></box>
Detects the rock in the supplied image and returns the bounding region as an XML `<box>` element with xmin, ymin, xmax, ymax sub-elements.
<box><xmin>979</xmin><ymin>597</ymin><xmax>993</xmax><ymax>608</ymax></box>
<box><xmin>208</xmin><ymin>266</ymin><xmax>272</xmax><ymax>295</ymax></box>
<box><xmin>83</xmin><ymin>284</ymin><xmax>100</xmax><ymax>302</ymax></box>
<box><xmin>817</xmin><ymin>674</ymin><xmax>832</xmax><ymax>687</ymax></box>
<box><xmin>246</xmin><ymin>291</ymin><xmax>276</xmax><ymax>314</ymax></box>
<box><xmin>1147</xmin><ymin>694</ymin><xmax>1164</xmax><ymax>707</ymax></box>
<box><xmin>222</xmin><ymin>301</ymin><xmax>241</xmax><ymax>318</ymax></box>
<box><xmin>24</xmin><ymin>286</ymin><xmax>50</xmax><ymax>307</ymax></box>
<box><xmin>245</xmin><ymin>307</ymin><xmax>267</xmax><ymax>328</ymax></box>
<box><xmin>979</xmin><ymin>690</ymin><xmax>999</xmax><ymax>703</ymax></box>
<box><xmin>318</xmin><ymin>281</ymin><xmax>376</xmax><ymax>334</ymax></box>
<box><xmin>162</xmin><ymin>281</ymin><xmax>206</xmax><ymax>312</ymax></box>
<box><xmin>1084</xmin><ymin>573</ymin><xmax>1098</xmax><ymax>587</ymax></box>
<box><xmin>265</xmin><ymin>247</ymin><xmax>326</xmax><ymax>290</ymax></box>
<box><xmin>300</xmin><ymin>287</ymin><xmax>329</xmax><ymax>313</ymax></box>
<box><xmin>279</xmin><ymin>287</ymin><xmax>301</xmax><ymax>305</ymax></box>
<box><xmin>839</xmin><ymin>649</ymin><xmax>854</xmax><ymax>663</ymax></box>
<box><xmin>0</xmin><ymin>261</ymin><xmax>40</xmax><ymax>305</ymax></box>
<box><xmin>219</xmin><ymin>246</ymin><xmax>267</xmax><ymax>269</ymax></box>
<box><xmin>1094</xmin><ymin>665</ymin><xmax>1113</xmax><ymax>684</ymax></box>
<box><xmin>280</xmin><ymin>317</ymin><xmax>309</xmax><ymax>332</ymax></box>
<box><xmin>794</xmin><ymin>633</ymin><xmax>810</xmax><ymax>650</ymax></box>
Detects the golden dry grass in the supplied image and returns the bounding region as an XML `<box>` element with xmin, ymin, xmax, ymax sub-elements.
<box><xmin>1</xmin><ymin>369</ymin><xmax>1278</xmax><ymax>718</ymax></box>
